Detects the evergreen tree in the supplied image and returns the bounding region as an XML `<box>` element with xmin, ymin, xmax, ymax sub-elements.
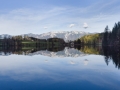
<box><xmin>103</xmin><ymin>25</ymin><xmax>109</xmax><ymax>46</ymax></box>
<box><xmin>77</xmin><ymin>39</ymin><xmax>81</xmax><ymax>44</ymax></box>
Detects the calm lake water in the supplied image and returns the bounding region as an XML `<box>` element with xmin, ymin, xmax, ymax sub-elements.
<box><xmin>0</xmin><ymin>47</ymin><xmax>120</xmax><ymax>90</ymax></box>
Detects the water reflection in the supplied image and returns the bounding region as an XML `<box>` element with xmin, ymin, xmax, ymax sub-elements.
<box><xmin>0</xmin><ymin>46</ymin><xmax>86</xmax><ymax>57</ymax></box>
<box><xmin>0</xmin><ymin>46</ymin><xmax>120</xmax><ymax>90</ymax></box>
<box><xmin>102</xmin><ymin>46</ymin><xmax>120</xmax><ymax>69</ymax></box>
<box><xmin>81</xmin><ymin>46</ymin><xmax>120</xmax><ymax>69</ymax></box>
<box><xmin>0</xmin><ymin>45</ymin><xmax>120</xmax><ymax>70</ymax></box>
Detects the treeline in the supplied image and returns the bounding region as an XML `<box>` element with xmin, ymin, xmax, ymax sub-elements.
<box><xmin>74</xmin><ymin>33</ymin><xmax>103</xmax><ymax>45</ymax></box>
<box><xmin>0</xmin><ymin>35</ymin><xmax>65</xmax><ymax>46</ymax></box>
<box><xmin>0</xmin><ymin>38</ymin><xmax>22</xmax><ymax>46</ymax></box>
<box><xmin>0</xmin><ymin>36</ymin><xmax>33</xmax><ymax>47</ymax></box>
<box><xmin>0</xmin><ymin>35</ymin><xmax>35</xmax><ymax>46</ymax></box>
<box><xmin>0</xmin><ymin>35</ymin><xmax>66</xmax><ymax>52</ymax></box>
<box><xmin>75</xmin><ymin>21</ymin><xmax>120</xmax><ymax>47</ymax></box>
<box><xmin>80</xmin><ymin>34</ymin><xmax>102</xmax><ymax>45</ymax></box>
<box><xmin>102</xmin><ymin>22</ymin><xmax>120</xmax><ymax>47</ymax></box>
<box><xmin>74</xmin><ymin>39</ymin><xmax>81</xmax><ymax>45</ymax></box>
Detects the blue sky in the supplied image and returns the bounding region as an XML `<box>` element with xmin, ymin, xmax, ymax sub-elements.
<box><xmin>0</xmin><ymin>0</ymin><xmax>120</xmax><ymax>35</ymax></box>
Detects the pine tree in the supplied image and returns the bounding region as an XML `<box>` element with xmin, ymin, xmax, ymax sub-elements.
<box><xmin>103</xmin><ymin>26</ymin><xmax>109</xmax><ymax>46</ymax></box>
<box><xmin>77</xmin><ymin>39</ymin><xmax>81</xmax><ymax>44</ymax></box>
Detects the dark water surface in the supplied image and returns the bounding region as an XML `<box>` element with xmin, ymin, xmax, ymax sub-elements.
<box><xmin>0</xmin><ymin>47</ymin><xmax>120</xmax><ymax>90</ymax></box>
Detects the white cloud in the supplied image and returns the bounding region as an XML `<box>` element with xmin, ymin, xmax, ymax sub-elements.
<box><xmin>43</xmin><ymin>27</ymin><xmax>48</xmax><ymax>29</ymax></box>
<box><xmin>0</xmin><ymin>1</ymin><xmax>120</xmax><ymax>35</ymax></box>
<box><xmin>83</xmin><ymin>23</ymin><xmax>88</xmax><ymax>29</ymax></box>
<box><xmin>84</xmin><ymin>59</ymin><xmax>89</xmax><ymax>65</ymax></box>
<box><xmin>69</xmin><ymin>24</ymin><xmax>75</xmax><ymax>28</ymax></box>
<box><xmin>70</xmin><ymin>61</ymin><xmax>75</xmax><ymax>64</ymax></box>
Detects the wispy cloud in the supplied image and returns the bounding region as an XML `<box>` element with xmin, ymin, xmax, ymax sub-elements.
<box><xmin>0</xmin><ymin>0</ymin><xmax>120</xmax><ymax>34</ymax></box>
<box><xmin>43</xmin><ymin>27</ymin><xmax>48</xmax><ymax>29</ymax></box>
<box><xmin>69</xmin><ymin>24</ymin><xmax>75</xmax><ymax>28</ymax></box>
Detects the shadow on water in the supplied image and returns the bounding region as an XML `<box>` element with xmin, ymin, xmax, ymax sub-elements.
<box><xmin>0</xmin><ymin>45</ymin><xmax>120</xmax><ymax>69</ymax></box>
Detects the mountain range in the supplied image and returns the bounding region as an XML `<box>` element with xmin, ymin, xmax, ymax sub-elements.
<box><xmin>0</xmin><ymin>31</ymin><xmax>94</xmax><ymax>41</ymax></box>
<box><xmin>25</xmin><ymin>31</ymin><xmax>93</xmax><ymax>41</ymax></box>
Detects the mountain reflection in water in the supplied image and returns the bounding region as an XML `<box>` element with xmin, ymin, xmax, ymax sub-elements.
<box><xmin>0</xmin><ymin>45</ymin><xmax>120</xmax><ymax>69</ymax></box>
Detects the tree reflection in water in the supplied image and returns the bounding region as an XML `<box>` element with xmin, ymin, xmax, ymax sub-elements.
<box><xmin>102</xmin><ymin>46</ymin><xmax>120</xmax><ymax>69</ymax></box>
<box><xmin>79</xmin><ymin>46</ymin><xmax>120</xmax><ymax>69</ymax></box>
<box><xmin>0</xmin><ymin>45</ymin><xmax>120</xmax><ymax>69</ymax></box>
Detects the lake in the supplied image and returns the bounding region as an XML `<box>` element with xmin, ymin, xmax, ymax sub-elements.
<box><xmin>0</xmin><ymin>46</ymin><xmax>120</xmax><ymax>90</ymax></box>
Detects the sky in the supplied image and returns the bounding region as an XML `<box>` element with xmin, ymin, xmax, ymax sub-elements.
<box><xmin>0</xmin><ymin>0</ymin><xmax>120</xmax><ymax>35</ymax></box>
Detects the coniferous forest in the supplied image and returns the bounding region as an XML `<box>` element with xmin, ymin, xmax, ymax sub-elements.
<box><xmin>74</xmin><ymin>21</ymin><xmax>120</xmax><ymax>48</ymax></box>
<box><xmin>102</xmin><ymin>22</ymin><xmax>120</xmax><ymax>47</ymax></box>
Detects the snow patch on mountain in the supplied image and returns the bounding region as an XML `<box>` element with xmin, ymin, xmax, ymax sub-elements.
<box><xmin>25</xmin><ymin>31</ymin><xmax>93</xmax><ymax>42</ymax></box>
<box><xmin>0</xmin><ymin>31</ymin><xmax>95</xmax><ymax>42</ymax></box>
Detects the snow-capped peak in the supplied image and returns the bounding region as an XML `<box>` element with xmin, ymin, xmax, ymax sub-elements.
<box><xmin>25</xmin><ymin>31</ymin><xmax>92</xmax><ymax>41</ymax></box>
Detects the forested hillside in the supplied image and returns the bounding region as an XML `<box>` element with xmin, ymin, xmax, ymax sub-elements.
<box><xmin>75</xmin><ymin>21</ymin><xmax>120</xmax><ymax>47</ymax></box>
<box><xmin>75</xmin><ymin>33</ymin><xmax>103</xmax><ymax>45</ymax></box>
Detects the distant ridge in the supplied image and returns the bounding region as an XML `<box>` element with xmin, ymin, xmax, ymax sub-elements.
<box><xmin>0</xmin><ymin>31</ymin><xmax>95</xmax><ymax>41</ymax></box>
<box><xmin>25</xmin><ymin>31</ymin><xmax>93</xmax><ymax>41</ymax></box>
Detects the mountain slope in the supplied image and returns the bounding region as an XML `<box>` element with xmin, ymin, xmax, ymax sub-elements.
<box><xmin>25</xmin><ymin>31</ymin><xmax>93</xmax><ymax>41</ymax></box>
